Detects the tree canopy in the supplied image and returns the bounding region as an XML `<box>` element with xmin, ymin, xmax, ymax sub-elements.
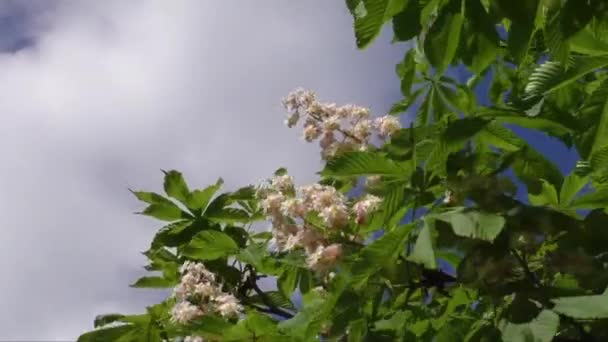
<box><xmin>79</xmin><ymin>1</ymin><xmax>608</xmax><ymax>341</ymax></box>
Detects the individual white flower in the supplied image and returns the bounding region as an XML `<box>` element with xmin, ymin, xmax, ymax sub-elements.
<box><xmin>319</xmin><ymin>204</ymin><xmax>349</xmax><ymax>229</ymax></box>
<box><xmin>352</xmin><ymin>119</ymin><xmax>372</xmax><ymax>141</ymax></box>
<box><xmin>194</xmin><ymin>282</ymin><xmax>217</xmax><ymax>298</ymax></box>
<box><xmin>261</xmin><ymin>192</ymin><xmax>285</xmax><ymax>215</ymax></box>
<box><xmin>271</xmin><ymin>174</ymin><xmax>295</xmax><ymax>193</ymax></box>
<box><xmin>170</xmin><ymin>301</ymin><xmax>203</xmax><ymax>324</ymax></box>
<box><xmin>319</xmin><ymin>130</ymin><xmax>335</xmax><ymax>149</ymax></box>
<box><xmin>375</xmin><ymin>115</ymin><xmax>401</xmax><ymax>138</ymax></box>
<box><xmin>283</xmin><ymin>232</ymin><xmax>303</xmax><ymax>251</ymax></box>
<box><xmin>353</xmin><ymin>195</ymin><xmax>382</xmax><ymax>224</ymax></box>
<box><xmin>351</xmin><ymin>106</ymin><xmax>370</xmax><ymax>120</ymax></box>
<box><xmin>306</xmin><ymin>245</ymin><xmax>324</xmax><ymax>270</ymax></box>
<box><xmin>282</xmin><ymin>88</ymin><xmax>315</xmax><ymax>113</ymax></box>
<box><xmin>281</xmin><ymin>198</ymin><xmax>307</xmax><ymax>217</ymax></box>
<box><xmin>302</xmin><ymin>122</ymin><xmax>322</xmax><ymax>141</ymax></box>
<box><xmin>307</xmin><ymin>244</ymin><xmax>343</xmax><ymax>273</ymax></box>
<box><xmin>323</xmin><ymin>115</ymin><xmax>341</xmax><ymax>131</ymax></box>
<box><xmin>214</xmin><ymin>294</ymin><xmax>243</xmax><ymax>318</ymax></box>
<box><xmin>307</xmin><ymin>101</ymin><xmax>326</xmax><ymax>117</ymax></box>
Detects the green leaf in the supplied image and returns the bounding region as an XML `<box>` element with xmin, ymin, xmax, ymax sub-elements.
<box><xmin>560</xmin><ymin>172</ymin><xmax>588</xmax><ymax>205</ymax></box>
<box><xmin>460</xmin><ymin>0</ymin><xmax>500</xmax><ymax>73</ymax></box>
<box><xmin>443</xmin><ymin>117</ymin><xmax>490</xmax><ymax>143</ymax></box>
<box><xmin>568</xmin><ymin>190</ymin><xmax>608</xmax><ymax>210</ymax></box>
<box><xmin>249</xmin><ymin>291</ymin><xmax>296</xmax><ymax>311</ymax></box>
<box><xmin>278</xmin><ymin>267</ymin><xmax>299</xmax><ymax>298</ymax></box>
<box><xmin>501</xmin><ymin>0</ymin><xmax>539</xmax><ymax>62</ymax></box>
<box><xmin>380</xmin><ymin>184</ymin><xmax>409</xmax><ymax>226</ymax></box>
<box><xmin>581</xmin><ymin>79</ymin><xmax>608</xmax><ymax>160</ymax></box>
<box><xmin>354</xmin><ymin>0</ymin><xmax>407</xmax><ymax>48</ymax></box>
<box><xmin>570</xmin><ymin>28</ymin><xmax>608</xmax><ymax>56</ymax></box>
<box><xmin>77</xmin><ymin>325</ymin><xmax>135</xmax><ymax>342</ymax></box>
<box><xmin>139</xmin><ymin>203</ymin><xmax>186</xmax><ymax>222</ymax></box>
<box><xmin>130</xmin><ymin>276</ymin><xmax>175</xmax><ymax>289</ymax></box>
<box><xmin>94</xmin><ymin>314</ymin><xmax>125</xmax><ymax>328</ymax></box>
<box><xmin>362</xmin><ymin>223</ymin><xmax>414</xmax><ymax>263</ymax></box>
<box><xmin>552</xmin><ymin>292</ymin><xmax>608</xmax><ymax>319</ymax></box>
<box><xmin>130</xmin><ymin>190</ymin><xmax>175</xmax><ymax>207</ymax></box>
<box><xmin>348</xmin><ymin>318</ymin><xmax>367</xmax><ymax>342</ymax></box>
<box><xmin>321</xmin><ymin>151</ymin><xmax>410</xmax><ymax>178</ymax></box>
<box><xmin>528</xmin><ymin>179</ymin><xmax>559</xmax><ymax>206</ymax></box>
<box><xmin>187</xmin><ymin>178</ymin><xmax>223</xmax><ymax>212</ymax></box>
<box><xmin>182</xmin><ymin>230</ymin><xmax>239</xmax><ymax>260</ymax></box>
<box><xmin>416</xmin><ymin>87</ymin><xmax>434</xmax><ymax>126</ymax></box>
<box><xmin>511</xmin><ymin>146</ymin><xmax>563</xmax><ymax>194</ymax></box>
<box><xmin>189</xmin><ymin>315</ymin><xmax>234</xmax><ymax>337</ymax></box>
<box><xmin>206</xmin><ymin>207</ymin><xmax>253</xmax><ymax>224</ymax></box>
<box><xmin>499</xmin><ymin>309</ymin><xmax>560</xmax><ymax>342</ymax></box>
<box><xmin>162</xmin><ymin>170</ymin><xmax>190</xmax><ymax>203</ymax></box>
<box><xmin>423</xmin><ymin>2</ymin><xmax>464</xmax><ymax>73</ymax></box>
<box><xmin>525</xmin><ymin>56</ymin><xmax>608</xmax><ymax>98</ymax></box>
<box><xmin>223</xmin><ymin>311</ymin><xmax>279</xmax><ymax>341</ymax></box>
<box><xmin>392</xmin><ymin>0</ymin><xmax>421</xmax><ymax>42</ymax></box>
<box><xmin>396</xmin><ymin>49</ymin><xmax>416</xmax><ymax>96</ymax></box>
<box><xmin>408</xmin><ymin>219</ymin><xmax>437</xmax><ymax>269</ymax></box>
<box><xmin>477</xmin><ymin>109</ymin><xmax>573</xmax><ymax>138</ymax></box>
<box><xmin>434</xmin><ymin>208</ymin><xmax>506</xmax><ymax>242</ymax></box>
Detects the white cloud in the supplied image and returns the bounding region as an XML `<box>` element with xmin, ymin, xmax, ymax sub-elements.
<box><xmin>0</xmin><ymin>1</ymin><xmax>406</xmax><ymax>339</ymax></box>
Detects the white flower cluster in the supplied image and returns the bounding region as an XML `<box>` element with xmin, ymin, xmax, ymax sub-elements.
<box><xmin>282</xmin><ymin>88</ymin><xmax>402</xmax><ymax>159</ymax></box>
<box><xmin>170</xmin><ymin>261</ymin><xmax>243</xmax><ymax>324</ymax></box>
<box><xmin>257</xmin><ymin>173</ymin><xmax>382</xmax><ymax>273</ymax></box>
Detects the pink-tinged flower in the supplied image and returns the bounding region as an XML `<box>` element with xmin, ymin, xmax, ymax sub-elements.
<box><xmin>323</xmin><ymin>115</ymin><xmax>341</xmax><ymax>131</ymax></box>
<box><xmin>261</xmin><ymin>192</ymin><xmax>285</xmax><ymax>215</ymax></box>
<box><xmin>353</xmin><ymin>195</ymin><xmax>382</xmax><ymax>224</ymax></box>
<box><xmin>170</xmin><ymin>301</ymin><xmax>203</xmax><ymax>324</ymax></box>
<box><xmin>271</xmin><ymin>174</ymin><xmax>294</xmax><ymax>193</ymax></box>
<box><xmin>353</xmin><ymin>119</ymin><xmax>372</xmax><ymax>141</ymax></box>
<box><xmin>214</xmin><ymin>294</ymin><xmax>243</xmax><ymax>318</ymax></box>
<box><xmin>375</xmin><ymin>115</ymin><xmax>401</xmax><ymax>138</ymax></box>
<box><xmin>319</xmin><ymin>131</ymin><xmax>335</xmax><ymax>149</ymax></box>
<box><xmin>307</xmin><ymin>244</ymin><xmax>343</xmax><ymax>273</ymax></box>
<box><xmin>302</xmin><ymin>122</ymin><xmax>322</xmax><ymax>141</ymax></box>
<box><xmin>194</xmin><ymin>282</ymin><xmax>217</xmax><ymax>298</ymax></box>
<box><xmin>319</xmin><ymin>204</ymin><xmax>349</xmax><ymax>229</ymax></box>
<box><xmin>281</xmin><ymin>198</ymin><xmax>307</xmax><ymax>217</ymax></box>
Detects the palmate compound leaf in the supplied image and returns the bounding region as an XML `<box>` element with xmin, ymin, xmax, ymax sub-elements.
<box><xmin>552</xmin><ymin>288</ymin><xmax>608</xmax><ymax>319</ymax></box>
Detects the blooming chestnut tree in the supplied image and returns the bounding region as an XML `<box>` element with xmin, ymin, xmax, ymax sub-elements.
<box><xmin>80</xmin><ymin>0</ymin><xmax>608</xmax><ymax>341</ymax></box>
